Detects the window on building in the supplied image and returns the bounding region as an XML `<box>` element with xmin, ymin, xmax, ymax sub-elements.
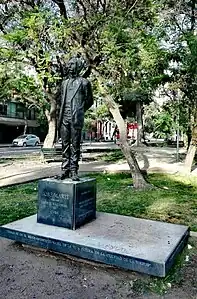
<box><xmin>28</xmin><ymin>108</ymin><xmax>36</xmax><ymax>120</ymax></box>
<box><xmin>16</xmin><ymin>104</ymin><xmax>25</xmax><ymax>119</ymax></box>
<box><xmin>0</xmin><ymin>104</ymin><xmax>7</xmax><ymax>116</ymax></box>
<box><xmin>9</xmin><ymin>102</ymin><xmax>17</xmax><ymax>118</ymax></box>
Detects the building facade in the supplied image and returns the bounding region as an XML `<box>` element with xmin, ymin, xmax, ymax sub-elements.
<box><xmin>0</xmin><ymin>101</ymin><xmax>39</xmax><ymax>143</ymax></box>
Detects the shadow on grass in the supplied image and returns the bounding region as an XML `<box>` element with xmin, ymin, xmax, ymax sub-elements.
<box><xmin>0</xmin><ymin>182</ymin><xmax>38</xmax><ymax>225</ymax></box>
<box><xmin>100</xmin><ymin>149</ymin><xmax>124</xmax><ymax>162</ymax></box>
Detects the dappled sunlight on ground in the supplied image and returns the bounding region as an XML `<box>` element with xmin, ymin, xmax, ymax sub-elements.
<box><xmin>146</xmin><ymin>199</ymin><xmax>176</xmax><ymax>221</ymax></box>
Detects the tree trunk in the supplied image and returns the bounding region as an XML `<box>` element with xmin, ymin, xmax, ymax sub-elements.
<box><xmin>43</xmin><ymin>98</ymin><xmax>57</xmax><ymax>148</ymax></box>
<box><xmin>187</xmin><ymin>127</ymin><xmax>192</xmax><ymax>150</ymax></box>
<box><xmin>136</xmin><ymin>101</ymin><xmax>142</xmax><ymax>146</ymax></box>
<box><xmin>109</xmin><ymin>101</ymin><xmax>151</xmax><ymax>189</ymax></box>
<box><xmin>186</xmin><ymin>107</ymin><xmax>192</xmax><ymax>150</ymax></box>
<box><xmin>23</xmin><ymin>116</ymin><xmax>28</xmax><ymax>135</ymax></box>
<box><xmin>135</xmin><ymin>101</ymin><xmax>147</xmax><ymax>147</ymax></box>
<box><xmin>96</xmin><ymin>78</ymin><xmax>151</xmax><ymax>189</ymax></box>
<box><xmin>64</xmin><ymin>0</ymin><xmax>77</xmax><ymax>18</ymax></box>
<box><xmin>184</xmin><ymin>111</ymin><xmax>197</xmax><ymax>173</ymax></box>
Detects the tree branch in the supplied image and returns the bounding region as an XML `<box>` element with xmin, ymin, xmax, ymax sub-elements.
<box><xmin>51</xmin><ymin>0</ymin><xmax>68</xmax><ymax>18</ymax></box>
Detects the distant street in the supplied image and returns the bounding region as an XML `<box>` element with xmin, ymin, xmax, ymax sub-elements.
<box><xmin>0</xmin><ymin>142</ymin><xmax>118</xmax><ymax>158</ymax></box>
<box><xmin>0</xmin><ymin>141</ymin><xmax>186</xmax><ymax>157</ymax></box>
<box><xmin>0</xmin><ymin>146</ymin><xmax>41</xmax><ymax>157</ymax></box>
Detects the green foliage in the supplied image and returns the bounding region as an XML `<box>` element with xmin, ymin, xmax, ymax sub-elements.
<box><xmin>0</xmin><ymin>0</ymin><xmax>196</xmax><ymax>147</ymax></box>
<box><xmin>98</xmin><ymin>13</ymin><xmax>168</xmax><ymax>104</ymax></box>
<box><xmin>144</xmin><ymin>101</ymin><xmax>177</xmax><ymax>138</ymax></box>
<box><xmin>56</xmin><ymin>0</ymin><xmax>170</xmax><ymax>110</ymax></box>
<box><xmin>153</xmin><ymin>110</ymin><xmax>174</xmax><ymax>138</ymax></box>
<box><xmin>96</xmin><ymin>104</ymin><xmax>111</xmax><ymax>120</ymax></box>
<box><xmin>143</xmin><ymin>0</ymin><xmax>196</xmax><ymax>141</ymax></box>
<box><xmin>0</xmin><ymin>64</ymin><xmax>44</xmax><ymax>106</ymax></box>
<box><xmin>84</xmin><ymin>109</ymin><xmax>96</xmax><ymax>131</ymax></box>
<box><xmin>84</xmin><ymin>103</ymin><xmax>111</xmax><ymax>131</ymax></box>
<box><xmin>0</xmin><ymin>4</ymin><xmax>62</xmax><ymax>106</ymax></box>
<box><xmin>157</xmin><ymin>0</ymin><xmax>197</xmax><ymax>134</ymax></box>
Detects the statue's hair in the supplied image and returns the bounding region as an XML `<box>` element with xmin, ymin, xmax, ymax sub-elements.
<box><xmin>67</xmin><ymin>56</ymin><xmax>84</xmax><ymax>73</ymax></box>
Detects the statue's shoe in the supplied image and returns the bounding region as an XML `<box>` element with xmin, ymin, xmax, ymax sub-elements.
<box><xmin>54</xmin><ymin>171</ymin><xmax>70</xmax><ymax>180</ymax></box>
<box><xmin>70</xmin><ymin>171</ymin><xmax>80</xmax><ymax>181</ymax></box>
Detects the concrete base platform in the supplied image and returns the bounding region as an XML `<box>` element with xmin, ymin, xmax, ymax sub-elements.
<box><xmin>0</xmin><ymin>213</ymin><xmax>189</xmax><ymax>277</ymax></box>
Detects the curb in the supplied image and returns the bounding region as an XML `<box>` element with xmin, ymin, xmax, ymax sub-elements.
<box><xmin>0</xmin><ymin>144</ymin><xmax>43</xmax><ymax>148</ymax></box>
<box><xmin>0</xmin><ymin>145</ymin><xmax>12</xmax><ymax>148</ymax></box>
<box><xmin>190</xmin><ymin>231</ymin><xmax>197</xmax><ymax>238</ymax></box>
<box><xmin>0</xmin><ymin>169</ymin><xmax>103</xmax><ymax>188</ymax></box>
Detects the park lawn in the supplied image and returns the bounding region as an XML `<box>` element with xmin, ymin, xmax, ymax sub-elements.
<box><xmin>0</xmin><ymin>173</ymin><xmax>196</xmax><ymax>231</ymax></box>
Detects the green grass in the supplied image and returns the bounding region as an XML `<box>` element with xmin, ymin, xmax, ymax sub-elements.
<box><xmin>94</xmin><ymin>173</ymin><xmax>197</xmax><ymax>231</ymax></box>
<box><xmin>100</xmin><ymin>149</ymin><xmax>124</xmax><ymax>162</ymax></box>
<box><xmin>0</xmin><ymin>173</ymin><xmax>196</xmax><ymax>231</ymax></box>
<box><xmin>129</xmin><ymin>237</ymin><xmax>197</xmax><ymax>295</ymax></box>
<box><xmin>0</xmin><ymin>182</ymin><xmax>38</xmax><ymax>225</ymax></box>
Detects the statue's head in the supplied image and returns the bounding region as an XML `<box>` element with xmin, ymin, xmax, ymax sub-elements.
<box><xmin>67</xmin><ymin>56</ymin><xmax>84</xmax><ymax>77</ymax></box>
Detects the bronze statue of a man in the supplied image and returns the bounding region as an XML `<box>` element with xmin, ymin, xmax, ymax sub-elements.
<box><xmin>57</xmin><ymin>57</ymin><xmax>93</xmax><ymax>181</ymax></box>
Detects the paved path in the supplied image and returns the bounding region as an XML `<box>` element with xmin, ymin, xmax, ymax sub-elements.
<box><xmin>1</xmin><ymin>238</ymin><xmax>196</xmax><ymax>299</ymax></box>
<box><xmin>0</xmin><ymin>159</ymin><xmax>186</xmax><ymax>187</ymax></box>
<box><xmin>0</xmin><ymin>161</ymin><xmax>109</xmax><ymax>187</ymax></box>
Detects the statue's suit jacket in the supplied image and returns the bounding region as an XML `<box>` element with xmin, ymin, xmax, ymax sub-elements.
<box><xmin>58</xmin><ymin>77</ymin><xmax>93</xmax><ymax>129</ymax></box>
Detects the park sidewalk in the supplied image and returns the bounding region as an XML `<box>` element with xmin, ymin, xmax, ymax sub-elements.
<box><xmin>0</xmin><ymin>160</ymin><xmax>109</xmax><ymax>187</ymax></box>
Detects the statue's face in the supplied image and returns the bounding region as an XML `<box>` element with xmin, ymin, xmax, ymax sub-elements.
<box><xmin>67</xmin><ymin>59</ymin><xmax>78</xmax><ymax>76</ymax></box>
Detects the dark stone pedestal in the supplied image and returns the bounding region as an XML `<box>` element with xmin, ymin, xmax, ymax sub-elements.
<box><xmin>37</xmin><ymin>177</ymin><xmax>96</xmax><ymax>230</ymax></box>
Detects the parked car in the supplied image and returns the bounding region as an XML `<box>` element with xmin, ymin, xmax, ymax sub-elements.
<box><xmin>12</xmin><ymin>134</ymin><xmax>40</xmax><ymax>147</ymax></box>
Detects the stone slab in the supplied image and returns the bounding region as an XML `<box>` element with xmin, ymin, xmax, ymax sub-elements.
<box><xmin>0</xmin><ymin>213</ymin><xmax>189</xmax><ymax>277</ymax></box>
<box><xmin>37</xmin><ymin>177</ymin><xmax>96</xmax><ymax>230</ymax></box>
